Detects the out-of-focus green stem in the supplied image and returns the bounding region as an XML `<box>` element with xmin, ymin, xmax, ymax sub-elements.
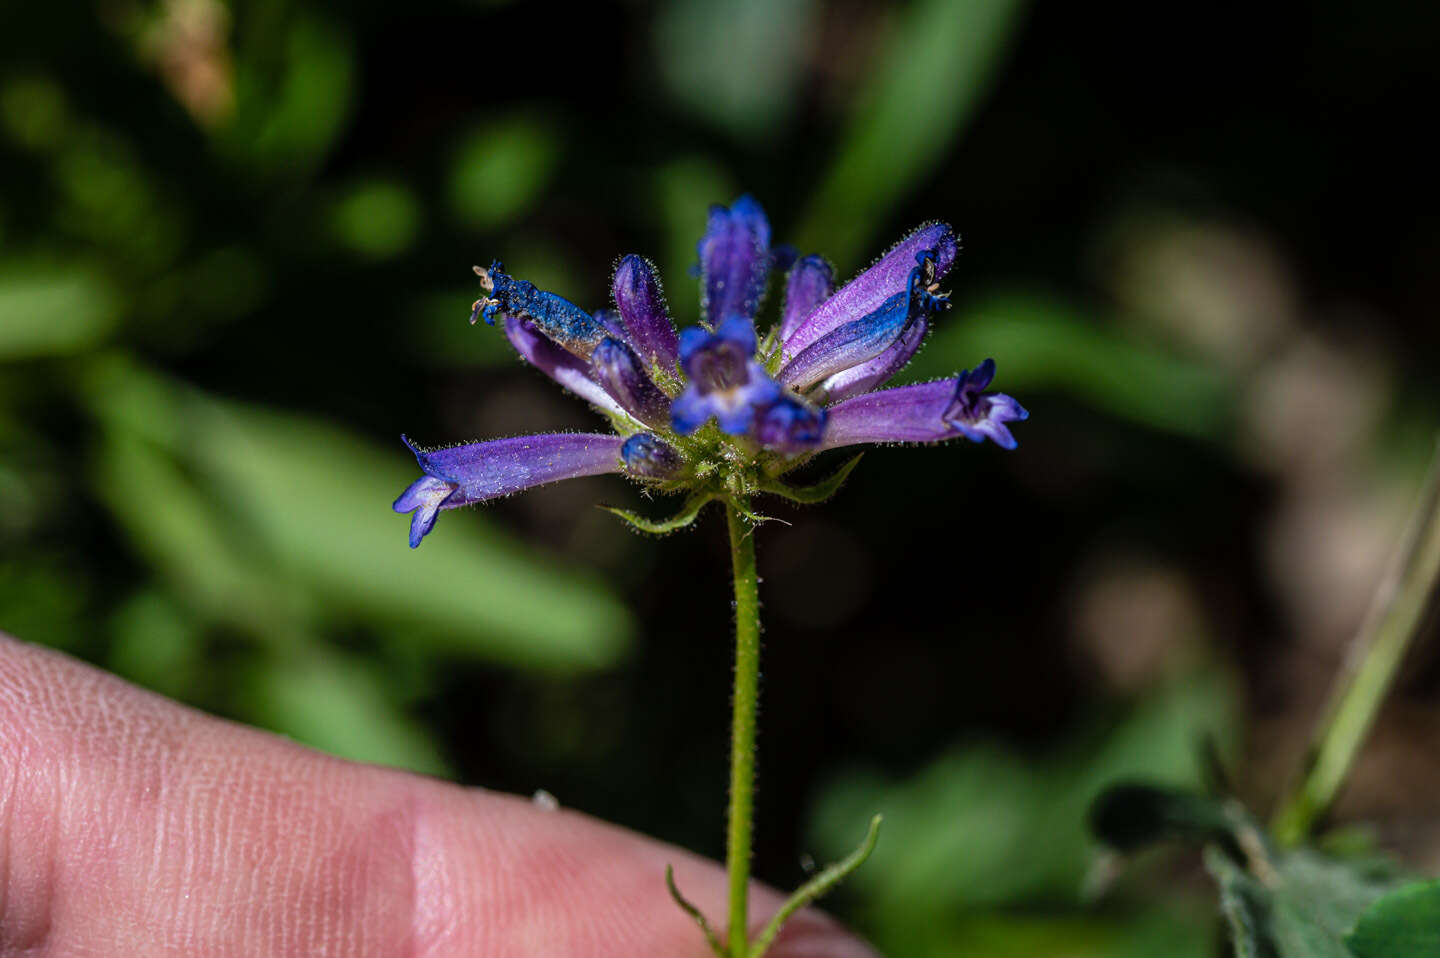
<box><xmin>725</xmin><ymin>502</ymin><xmax>760</xmax><ymax>957</ymax></box>
<box><xmin>1273</xmin><ymin>442</ymin><xmax>1440</xmax><ymax>845</ymax></box>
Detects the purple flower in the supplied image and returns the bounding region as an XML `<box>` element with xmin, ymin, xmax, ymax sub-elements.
<box><xmin>670</xmin><ymin>316</ymin><xmax>782</xmax><ymax>436</ymax></box>
<box><xmin>393</xmin><ymin>434</ymin><xmax>624</xmax><ymax>548</ymax></box>
<box><xmin>395</xmin><ymin>195</ymin><xmax>1026</xmax><ymax>545</ymax></box>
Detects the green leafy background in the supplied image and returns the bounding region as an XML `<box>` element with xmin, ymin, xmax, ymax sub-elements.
<box><xmin>3</xmin><ymin>1</ymin><xmax>1440</xmax><ymax>954</ymax></box>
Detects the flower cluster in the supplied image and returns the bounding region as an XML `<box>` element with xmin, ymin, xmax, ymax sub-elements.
<box><xmin>394</xmin><ymin>196</ymin><xmax>1026</xmax><ymax>547</ymax></box>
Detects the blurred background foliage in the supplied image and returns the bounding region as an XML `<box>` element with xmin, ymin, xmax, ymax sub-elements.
<box><xmin>2</xmin><ymin>0</ymin><xmax>1439</xmax><ymax>954</ymax></box>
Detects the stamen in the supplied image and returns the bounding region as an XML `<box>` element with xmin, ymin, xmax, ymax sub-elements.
<box><xmin>472</xmin><ymin>264</ymin><xmax>495</xmax><ymax>294</ymax></box>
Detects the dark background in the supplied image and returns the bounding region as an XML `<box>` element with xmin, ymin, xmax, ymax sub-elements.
<box><xmin>3</xmin><ymin>1</ymin><xmax>1439</xmax><ymax>953</ymax></box>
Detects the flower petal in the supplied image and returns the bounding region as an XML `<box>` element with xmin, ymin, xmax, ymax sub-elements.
<box><xmin>391</xmin><ymin>474</ymin><xmax>458</xmax><ymax>549</ymax></box>
<box><xmin>612</xmin><ymin>254</ymin><xmax>679</xmax><ymax>372</ymax></box>
<box><xmin>813</xmin><ymin>316</ymin><xmax>928</xmax><ymax>404</ymax></box>
<box><xmin>777</xmin><ymin>253</ymin><xmax>948</xmax><ymax>393</ymax></box>
<box><xmin>504</xmin><ymin>315</ymin><xmax>626</xmax><ymax>417</ymax></box>
<box><xmin>591</xmin><ymin>336</ymin><xmax>670</xmax><ymax>426</ymax></box>
<box><xmin>778</xmin><ymin>255</ymin><xmax>834</xmax><ymax>342</ymax></box>
<box><xmin>698</xmin><ymin>195</ymin><xmax>771</xmax><ymax>323</ymax></box>
<box><xmin>394</xmin><ymin>433</ymin><xmax>625</xmax><ymax>546</ymax></box>
<box><xmin>783</xmin><ymin>222</ymin><xmax>957</xmax><ymax>360</ymax></box>
<box><xmin>754</xmin><ymin>396</ymin><xmax>827</xmax><ymax>453</ymax></box>
<box><xmin>818</xmin><ymin>377</ymin><xmax>1026</xmax><ymax>450</ymax></box>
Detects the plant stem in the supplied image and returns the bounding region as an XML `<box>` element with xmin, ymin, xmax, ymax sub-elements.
<box><xmin>725</xmin><ymin>501</ymin><xmax>761</xmax><ymax>957</ymax></box>
<box><xmin>1272</xmin><ymin>441</ymin><xmax>1440</xmax><ymax>845</ymax></box>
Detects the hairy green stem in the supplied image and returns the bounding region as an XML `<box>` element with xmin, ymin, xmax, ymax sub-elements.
<box><xmin>726</xmin><ymin>501</ymin><xmax>761</xmax><ymax>956</ymax></box>
<box><xmin>1273</xmin><ymin>441</ymin><xmax>1440</xmax><ymax>844</ymax></box>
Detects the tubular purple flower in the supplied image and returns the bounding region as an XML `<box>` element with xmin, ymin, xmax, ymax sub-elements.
<box><xmin>783</xmin><ymin>222</ymin><xmax>958</xmax><ymax>360</ymax></box>
<box><xmin>777</xmin><ymin>251</ymin><xmax>949</xmax><ymax>393</ymax></box>
<box><xmin>504</xmin><ymin>315</ymin><xmax>625</xmax><ymax>417</ymax></box>
<box><xmin>813</xmin><ymin>315</ymin><xmax>928</xmax><ymax>405</ymax></box>
<box><xmin>671</xmin><ymin>316</ymin><xmax>781</xmax><ymax>436</ymax></box>
<box><xmin>698</xmin><ymin>195</ymin><xmax>771</xmax><ymax>323</ymax></box>
<box><xmin>393</xmin><ymin>433</ymin><xmax>625</xmax><ymax>547</ymax></box>
<box><xmin>591</xmin><ymin>336</ymin><xmax>670</xmax><ymax>426</ymax></box>
<box><xmin>779</xmin><ymin>255</ymin><xmax>834</xmax><ymax>342</ymax></box>
<box><xmin>620</xmin><ymin>432</ymin><xmax>687</xmax><ymax>479</ymax></box>
<box><xmin>613</xmin><ymin>254</ymin><xmax>679</xmax><ymax>372</ymax></box>
<box><xmin>818</xmin><ymin>361</ymin><xmax>1027</xmax><ymax>451</ymax></box>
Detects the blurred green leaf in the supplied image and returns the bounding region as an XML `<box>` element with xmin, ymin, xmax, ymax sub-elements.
<box><xmin>195</xmin><ymin>404</ymin><xmax>633</xmax><ymax>669</ymax></box>
<box><xmin>329</xmin><ymin>178</ymin><xmax>421</xmax><ymax>260</ymax></box>
<box><xmin>0</xmin><ymin>75</ymin><xmax>68</xmax><ymax>150</ymax></box>
<box><xmin>54</xmin><ymin>131</ymin><xmax>184</xmax><ymax>266</ymax></box>
<box><xmin>224</xmin><ymin>14</ymin><xmax>353</xmax><ymax>175</ymax></box>
<box><xmin>1207</xmin><ymin>847</ymin><xmax>1404</xmax><ymax>958</ymax></box>
<box><xmin>0</xmin><ymin>557</ymin><xmax>89</xmax><ymax>652</ymax></box>
<box><xmin>448</xmin><ymin>116</ymin><xmax>557</xmax><ymax>230</ymax></box>
<box><xmin>242</xmin><ymin>645</ymin><xmax>450</xmax><ymax>776</ymax></box>
<box><xmin>869</xmin><ymin>910</ymin><xmax>1211</xmax><ymax>958</ymax></box>
<box><xmin>0</xmin><ymin>263</ymin><xmax>118</xmax><ymax>358</ymax></box>
<box><xmin>796</xmin><ymin>0</ymin><xmax>1028</xmax><ymax>266</ymax></box>
<box><xmin>656</xmin><ymin>157</ymin><xmax>734</xmax><ymax>328</ymax></box>
<box><xmin>810</xmin><ymin>669</ymin><xmax>1238</xmax><ymax>926</ymax></box>
<box><xmin>403</xmin><ymin>288</ymin><xmax>522</xmax><ymax>365</ymax></box>
<box><xmin>92</xmin><ymin>427</ymin><xmax>314</xmax><ymax>635</ymax></box>
<box><xmin>108</xmin><ymin>589</ymin><xmax>204</xmax><ymax>700</ymax></box>
<box><xmin>1347</xmin><ymin>880</ymin><xmax>1440</xmax><ymax>958</ymax></box>
<box><xmin>83</xmin><ymin>357</ymin><xmax>634</xmax><ymax>671</ymax></box>
<box><xmin>908</xmin><ymin>293</ymin><xmax>1233</xmax><ymax>440</ymax></box>
<box><xmin>655</xmin><ymin>0</ymin><xmax>813</xmax><ymax>139</ymax></box>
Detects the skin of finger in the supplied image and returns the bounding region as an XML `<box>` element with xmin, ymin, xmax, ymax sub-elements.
<box><xmin>0</xmin><ymin>635</ymin><xmax>878</xmax><ymax>957</ymax></box>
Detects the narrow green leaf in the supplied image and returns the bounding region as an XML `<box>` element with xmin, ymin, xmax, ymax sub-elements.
<box><xmin>0</xmin><ymin>263</ymin><xmax>117</xmax><ymax>358</ymax></box>
<box><xmin>601</xmin><ymin>493</ymin><xmax>715</xmax><ymax>535</ymax></box>
<box><xmin>759</xmin><ymin>454</ymin><xmax>864</xmax><ymax>505</ymax></box>
<box><xmin>749</xmin><ymin>815</ymin><xmax>882</xmax><ymax>958</ymax></box>
<box><xmin>665</xmin><ymin>865</ymin><xmax>725</xmax><ymax>957</ymax></box>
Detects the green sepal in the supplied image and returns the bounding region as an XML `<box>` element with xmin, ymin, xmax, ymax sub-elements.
<box><xmin>758</xmin><ymin>454</ymin><xmax>864</xmax><ymax>505</ymax></box>
<box><xmin>748</xmin><ymin>814</ymin><xmax>883</xmax><ymax>958</ymax></box>
<box><xmin>600</xmin><ymin>493</ymin><xmax>715</xmax><ymax>535</ymax></box>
